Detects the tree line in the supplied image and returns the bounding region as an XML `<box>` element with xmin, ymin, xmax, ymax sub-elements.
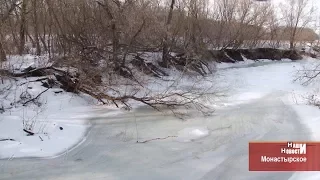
<box><xmin>0</xmin><ymin>0</ymin><xmax>314</xmax><ymax>62</ymax></box>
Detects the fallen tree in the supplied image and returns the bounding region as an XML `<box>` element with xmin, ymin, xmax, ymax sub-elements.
<box><xmin>131</xmin><ymin>55</ymin><xmax>168</xmax><ymax>78</ymax></box>
<box><xmin>159</xmin><ymin>53</ymin><xmax>212</xmax><ymax>76</ymax></box>
<box><xmin>1</xmin><ymin>63</ymin><xmax>213</xmax><ymax>117</ymax></box>
<box><xmin>206</xmin><ymin>48</ymin><xmax>303</xmax><ymax>63</ymax></box>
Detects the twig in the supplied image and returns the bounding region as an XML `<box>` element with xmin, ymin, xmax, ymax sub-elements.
<box><xmin>23</xmin><ymin>129</ymin><xmax>35</xmax><ymax>136</ymax></box>
<box><xmin>0</xmin><ymin>138</ymin><xmax>15</xmax><ymax>142</ymax></box>
<box><xmin>19</xmin><ymin>77</ymin><xmax>49</xmax><ymax>86</ymax></box>
<box><xmin>137</xmin><ymin>136</ymin><xmax>177</xmax><ymax>143</ymax></box>
<box><xmin>209</xmin><ymin>125</ymin><xmax>232</xmax><ymax>132</ymax></box>
<box><xmin>23</xmin><ymin>88</ymin><xmax>50</xmax><ymax>106</ymax></box>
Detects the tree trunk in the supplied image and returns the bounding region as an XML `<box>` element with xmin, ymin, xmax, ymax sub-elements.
<box><xmin>97</xmin><ymin>0</ymin><xmax>120</xmax><ymax>66</ymax></box>
<box><xmin>0</xmin><ymin>39</ymin><xmax>6</xmax><ymax>62</ymax></box>
<box><xmin>33</xmin><ymin>0</ymin><xmax>41</xmax><ymax>56</ymax></box>
<box><xmin>289</xmin><ymin>27</ymin><xmax>296</xmax><ymax>50</ymax></box>
<box><xmin>19</xmin><ymin>0</ymin><xmax>27</xmax><ymax>55</ymax></box>
<box><xmin>111</xmin><ymin>19</ymin><xmax>119</xmax><ymax>64</ymax></box>
<box><xmin>161</xmin><ymin>0</ymin><xmax>175</xmax><ymax>67</ymax></box>
<box><xmin>290</xmin><ymin>40</ymin><xmax>294</xmax><ymax>50</ymax></box>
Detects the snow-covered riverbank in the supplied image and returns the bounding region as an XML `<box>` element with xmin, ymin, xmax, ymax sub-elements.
<box><xmin>1</xmin><ymin>56</ymin><xmax>320</xmax><ymax>180</ymax></box>
<box><xmin>0</xmin><ymin>56</ymin><xmax>98</xmax><ymax>158</ymax></box>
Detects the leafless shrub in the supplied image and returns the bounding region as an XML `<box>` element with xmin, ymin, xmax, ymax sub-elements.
<box><xmin>306</xmin><ymin>93</ymin><xmax>320</xmax><ymax>108</ymax></box>
<box><xmin>294</xmin><ymin>62</ymin><xmax>320</xmax><ymax>86</ymax></box>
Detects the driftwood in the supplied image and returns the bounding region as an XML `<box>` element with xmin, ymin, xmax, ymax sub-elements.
<box><xmin>131</xmin><ymin>55</ymin><xmax>168</xmax><ymax>77</ymax></box>
<box><xmin>7</xmin><ymin>66</ymin><xmax>80</xmax><ymax>93</ymax></box>
<box><xmin>19</xmin><ymin>77</ymin><xmax>49</xmax><ymax>86</ymax></box>
<box><xmin>23</xmin><ymin>129</ymin><xmax>35</xmax><ymax>136</ymax></box>
<box><xmin>113</xmin><ymin>65</ymin><xmax>144</xmax><ymax>87</ymax></box>
<box><xmin>159</xmin><ymin>53</ymin><xmax>211</xmax><ymax>76</ymax></box>
<box><xmin>55</xmin><ymin>74</ymin><xmax>79</xmax><ymax>93</ymax></box>
<box><xmin>207</xmin><ymin>48</ymin><xmax>303</xmax><ymax>63</ymax></box>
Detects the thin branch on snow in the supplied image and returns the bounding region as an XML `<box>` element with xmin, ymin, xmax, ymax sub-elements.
<box><xmin>137</xmin><ymin>136</ymin><xmax>177</xmax><ymax>143</ymax></box>
<box><xmin>22</xmin><ymin>88</ymin><xmax>49</xmax><ymax>106</ymax></box>
<box><xmin>0</xmin><ymin>138</ymin><xmax>15</xmax><ymax>142</ymax></box>
<box><xmin>19</xmin><ymin>77</ymin><xmax>49</xmax><ymax>86</ymax></box>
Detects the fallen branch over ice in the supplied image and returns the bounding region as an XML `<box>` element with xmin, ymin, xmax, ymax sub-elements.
<box><xmin>1</xmin><ymin>63</ymin><xmax>214</xmax><ymax>116</ymax></box>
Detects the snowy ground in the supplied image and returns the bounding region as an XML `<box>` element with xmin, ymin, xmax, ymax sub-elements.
<box><xmin>215</xmin><ymin>58</ymin><xmax>320</xmax><ymax>180</ymax></box>
<box><xmin>1</xmin><ymin>56</ymin><xmax>320</xmax><ymax>179</ymax></box>
<box><xmin>0</xmin><ymin>55</ymin><xmax>98</xmax><ymax>158</ymax></box>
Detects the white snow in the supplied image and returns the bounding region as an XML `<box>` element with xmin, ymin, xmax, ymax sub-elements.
<box><xmin>0</xmin><ymin>106</ymin><xmax>92</xmax><ymax>158</ymax></box>
<box><xmin>211</xmin><ymin>60</ymin><xmax>304</xmax><ymax>109</ymax></box>
<box><xmin>214</xmin><ymin>57</ymin><xmax>320</xmax><ymax>179</ymax></box>
<box><xmin>176</xmin><ymin>127</ymin><xmax>210</xmax><ymax>142</ymax></box>
<box><xmin>287</xmin><ymin>105</ymin><xmax>320</xmax><ymax>179</ymax></box>
<box><xmin>0</xmin><ymin>56</ymin><xmax>99</xmax><ymax>158</ymax></box>
<box><xmin>0</xmin><ymin>97</ymin><xmax>96</xmax><ymax>158</ymax></box>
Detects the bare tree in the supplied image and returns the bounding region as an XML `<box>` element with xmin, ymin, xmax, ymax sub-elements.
<box><xmin>266</xmin><ymin>6</ymin><xmax>282</xmax><ymax>48</ymax></box>
<box><xmin>281</xmin><ymin>0</ymin><xmax>314</xmax><ymax>50</ymax></box>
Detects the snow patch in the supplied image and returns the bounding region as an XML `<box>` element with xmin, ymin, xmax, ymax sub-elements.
<box><xmin>0</xmin><ymin>56</ymin><xmax>99</xmax><ymax>159</ymax></box>
<box><xmin>176</xmin><ymin>127</ymin><xmax>209</xmax><ymax>142</ymax></box>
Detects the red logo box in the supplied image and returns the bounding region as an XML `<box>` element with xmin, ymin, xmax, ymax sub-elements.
<box><xmin>249</xmin><ymin>142</ymin><xmax>320</xmax><ymax>171</ymax></box>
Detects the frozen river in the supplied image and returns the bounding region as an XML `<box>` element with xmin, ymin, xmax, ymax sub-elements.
<box><xmin>0</xmin><ymin>60</ymin><xmax>317</xmax><ymax>180</ymax></box>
